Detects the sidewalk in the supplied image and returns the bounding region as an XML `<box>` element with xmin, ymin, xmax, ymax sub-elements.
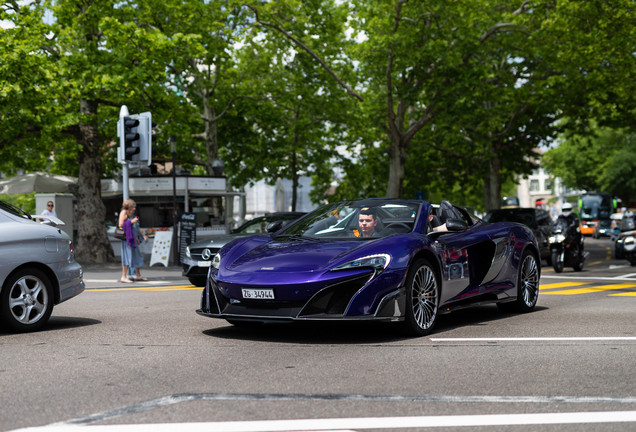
<box><xmin>78</xmin><ymin>261</ymin><xmax>187</xmax><ymax>288</ymax></box>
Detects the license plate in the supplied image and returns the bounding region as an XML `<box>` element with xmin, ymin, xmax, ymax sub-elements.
<box><xmin>241</xmin><ymin>288</ymin><xmax>275</xmax><ymax>300</ymax></box>
<box><xmin>198</xmin><ymin>261</ymin><xmax>212</xmax><ymax>267</ymax></box>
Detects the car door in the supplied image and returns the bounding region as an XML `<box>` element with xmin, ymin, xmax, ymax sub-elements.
<box><xmin>432</xmin><ymin>207</ymin><xmax>496</xmax><ymax>305</ymax></box>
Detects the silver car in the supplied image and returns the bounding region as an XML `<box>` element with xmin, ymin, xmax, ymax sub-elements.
<box><xmin>0</xmin><ymin>200</ymin><xmax>85</xmax><ymax>332</ymax></box>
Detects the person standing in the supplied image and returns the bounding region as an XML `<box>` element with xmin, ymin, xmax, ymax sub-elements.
<box><xmin>128</xmin><ymin>216</ymin><xmax>148</xmax><ymax>281</ymax></box>
<box><xmin>41</xmin><ymin>201</ymin><xmax>57</xmax><ymax>217</ymax></box>
<box><xmin>118</xmin><ymin>199</ymin><xmax>138</xmax><ymax>283</ymax></box>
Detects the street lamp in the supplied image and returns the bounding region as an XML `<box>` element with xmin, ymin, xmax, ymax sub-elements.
<box><xmin>170</xmin><ymin>136</ymin><xmax>179</xmax><ymax>266</ymax></box>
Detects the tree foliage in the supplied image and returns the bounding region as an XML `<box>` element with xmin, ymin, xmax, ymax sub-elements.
<box><xmin>543</xmin><ymin>125</ymin><xmax>636</xmax><ymax>204</ymax></box>
<box><xmin>1</xmin><ymin>0</ymin><xmax>634</xmax><ymax>261</ymax></box>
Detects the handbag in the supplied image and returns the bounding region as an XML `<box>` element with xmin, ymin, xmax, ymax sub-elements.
<box><xmin>114</xmin><ymin>226</ymin><xmax>126</xmax><ymax>241</ymax></box>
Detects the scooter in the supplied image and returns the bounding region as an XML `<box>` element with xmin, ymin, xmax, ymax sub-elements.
<box><xmin>549</xmin><ymin>220</ymin><xmax>586</xmax><ymax>273</ymax></box>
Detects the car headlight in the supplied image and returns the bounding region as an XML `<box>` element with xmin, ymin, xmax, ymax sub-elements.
<box><xmin>185</xmin><ymin>246</ymin><xmax>191</xmax><ymax>258</ymax></box>
<box><xmin>624</xmin><ymin>236</ymin><xmax>636</xmax><ymax>252</ymax></box>
<box><xmin>333</xmin><ymin>254</ymin><xmax>391</xmax><ymax>271</ymax></box>
<box><xmin>211</xmin><ymin>253</ymin><xmax>221</xmax><ymax>269</ymax></box>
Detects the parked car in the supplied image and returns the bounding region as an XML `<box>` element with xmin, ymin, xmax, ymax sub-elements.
<box><xmin>182</xmin><ymin>212</ymin><xmax>306</xmax><ymax>286</ymax></box>
<box><xmin>483</xmin><ymin>207</ymin><xmax>553</xmax><ymax>264</ymax></box>
<box><xmin>197</xmin><ymin>198</ymin><xmax>541</xmax><ymax>336</ymax></box>
<box><xmin>0</xmin><ymin>200</ymin><xmax>84</xmax><ymax>332</ymax></box>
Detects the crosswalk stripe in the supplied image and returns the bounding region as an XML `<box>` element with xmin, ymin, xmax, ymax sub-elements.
<box><xmin>609</xmin><ymin>291</ymin><xmax>636</xmax><ymax>297</ymax></box>
<box><xmin>541</xmin><ymin>283</ymin><xmax>636</xmax><ymax>295</ymax></box>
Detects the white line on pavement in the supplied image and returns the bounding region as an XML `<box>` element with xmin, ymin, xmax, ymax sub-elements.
<box><xmin>12</xmin><ymin>411</ymin><xmax>636</xmax><ymax>432</ymax></box>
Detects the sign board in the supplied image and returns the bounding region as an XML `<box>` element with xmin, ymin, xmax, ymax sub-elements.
<box><xmin>149</xmin><ymin>230</ymin><xmax>173</xmax><ymax>267</ymax></box>
<box><xmin>179</xmin><ymin>213</ymin><xmax>197</xmax><ymax>263</ymax></box>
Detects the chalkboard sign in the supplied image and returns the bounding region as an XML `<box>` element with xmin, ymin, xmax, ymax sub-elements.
<box><xmin>179</xmin><ymin>212</ymin><xmax>197</xmax><ymax>263</ymax></box>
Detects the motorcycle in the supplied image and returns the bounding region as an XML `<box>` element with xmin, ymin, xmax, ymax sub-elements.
<box><xmin>548</xmin><ymin>219</ymin><xmax>586</xmax><ymax>273</ymax></box>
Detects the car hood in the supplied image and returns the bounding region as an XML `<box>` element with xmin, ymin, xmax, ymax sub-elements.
<box><xmin>224</xmin><ymin>237</ymin><xmax>376</xmax><ymax>274</ymax></box>
<box><xmin>190</xmin><ymin>234</ymin><xmax>245</xmax><ymax>250</ymax></box>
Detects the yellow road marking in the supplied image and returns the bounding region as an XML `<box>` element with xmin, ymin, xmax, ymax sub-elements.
<box><xmin>540</xmin><ymin>282</ymin><xmax>590</xmax><ymax>290</ymax></box>
<box><xmin>609</xmin><ymin>291</ymin><xmax>636</xmax><ymax>297</ymax></box>
<box><xmin>87</xmin><ymin>285</ymin><xmax>200</xmax><ymax>292</ymax></box>
<box><xmin>541</xmin><ymin>283</ymin><xmax>636</xmax><ymax>295</ymax></box>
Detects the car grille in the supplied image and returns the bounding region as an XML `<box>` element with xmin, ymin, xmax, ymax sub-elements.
<box><xmin>189</xmin><ymin>246</ymin><xmax>220</xmax><ymax>262</ymax></box>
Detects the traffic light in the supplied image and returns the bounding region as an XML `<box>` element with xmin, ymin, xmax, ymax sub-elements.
<box><xmin>118</xmin><ymin>111</ymin><xmax>153</xmax><ymax>166</ymax></box>
<box><xmin>122</xmin><ymin>116</ymin><xmax>140</xmax><ymax>161</ymax></box>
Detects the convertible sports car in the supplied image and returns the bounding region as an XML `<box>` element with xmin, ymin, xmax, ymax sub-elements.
<box><xmin>197</xmin><ymin>198</ymin><xmax>541</xmax><ymax>336</ymax></box>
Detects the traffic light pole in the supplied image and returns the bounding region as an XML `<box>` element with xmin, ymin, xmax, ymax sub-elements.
<box><xmin>119</xmin><ymin>105</ymin><xmax>130</xmax><ymax>201</ymax></box>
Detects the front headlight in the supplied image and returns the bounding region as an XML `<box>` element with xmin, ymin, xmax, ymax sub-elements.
<box><xmin>333</xmin><ymin>254</ymin><xmax>391</xmax><ymax>271</ymax></box>
<box><xmin>211</xmin><ymin>253</ymin><xmax>221</xmax><ymax>269</ymax></box>
<box><xmin>624</xmin><ymin>236</ymin><xmax>636</xmax><ymax>252</ymax></box>
<box><xmin>185</xmin><ymin>246</ymin><xmax>192</xmax><ymax>258</ymax></box>
<box><xmin>549</xmin><ymin>234</ymin><xmax>566</xmax><ymax>243</ymax></box>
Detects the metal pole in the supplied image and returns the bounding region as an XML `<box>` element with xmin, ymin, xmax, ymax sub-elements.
<box><xmin>119</xmin><ymin>105</ymin><xmax>130</xmax><ymax>201</ymax></box>
<box><xmin>170</xmin><ymin>136</ymin><xmax>179</xmax><ymax>266</ymax></box>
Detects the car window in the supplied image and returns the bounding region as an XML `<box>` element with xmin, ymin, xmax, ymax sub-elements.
<box><xmin>236</xmin><ymin>217</ymin><xmax>268</xmax><ymax>234</ymax></box>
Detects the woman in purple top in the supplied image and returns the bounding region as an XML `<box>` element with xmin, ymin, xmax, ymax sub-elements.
<box><xmin>118</xmin><ymin>199</ymin><xmax>139</xmax><ymax>283</ymax></box>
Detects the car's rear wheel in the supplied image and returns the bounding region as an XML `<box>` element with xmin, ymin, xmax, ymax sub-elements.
<box><xmin>1</xmin><ymin>268</ymin><xmax>54</xmax><ymax>332</ymax></box>
<box><xmin>402</xmin><ymin>258</ymin><xmax>439</xmax><ymax>336</ymax></box>
<box><xmin>516</xmin><ymin>251</ymin><xmax>539</xmax><ymax>312</ymax></box>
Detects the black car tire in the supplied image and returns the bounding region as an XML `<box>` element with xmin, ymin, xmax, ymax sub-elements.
<box><xmin>1</xmin><ymin>268</ymin><xmax>54</xmax><ymax>332</ymax></box>
<box><xmin>188</xmin><ymin>277</ymin><xmax>207</xmax><ymax>287</ymax></box>
<box><xmin>514</xmin><ymin>250</ymin><xmax>540</xmax><ymax>313</ymax></box>
<box><xmin>402</xmin><ymin>258</ymin><xmax>439</xmax><ymax>337</ymax></box>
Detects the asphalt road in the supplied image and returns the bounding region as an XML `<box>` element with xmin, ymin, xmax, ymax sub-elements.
<box><xmin>1</xmin><ymin>237</ymin><xmax>634</xmax><ymax>432</ymax></box>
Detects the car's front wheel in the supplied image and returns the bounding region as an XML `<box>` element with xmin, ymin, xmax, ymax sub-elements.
<box><xmin>1</xmin><ymin>268</ymin><xmax>54</xmax><ymax>332</ymax></box>
<box><xmin>402</xmin><ymin>258</ymin><xmax>439</xmax><ymax>336</ymax></box>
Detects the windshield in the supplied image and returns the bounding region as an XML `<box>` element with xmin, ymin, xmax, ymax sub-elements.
<box><xmin>278</xmin><ymin>200</ymin><xmax>421</xmax><ymax>239</ymax></box>
<box><xmin>580</xmin><ymin>194</ymin><xmax>613</xmax><ymax>220</ymax></box>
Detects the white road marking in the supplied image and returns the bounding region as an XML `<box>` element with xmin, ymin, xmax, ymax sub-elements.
<box><xmin>12</xmin><ymin>411</ymin><xmax>636</xmax><ymax>432</ymax></box>
<box><xmin>430</xmin><ymin>337</ymin><xmax>636</xmax><ymax>342</ymax></box>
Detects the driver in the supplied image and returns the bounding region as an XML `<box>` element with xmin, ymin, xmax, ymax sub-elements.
<box><xmin>356</xmin><ymin>207</ymin><xmax>379</xmax><ymax>237</ymax></box>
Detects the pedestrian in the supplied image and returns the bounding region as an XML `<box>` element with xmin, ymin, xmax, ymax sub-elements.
<box><xmin>41</xmin><ymin>201</ymin><xmax>57</xmax><ymax>218</ymax></box>
<box><xmin>128</xmin><ymin>216</ymin><xmax>148</xmax><ymax>281</ymax></box>
<box><xmin>118</xmin><ymin>198</ymin><xmax>139</xmax><ymax>283</ymax></box>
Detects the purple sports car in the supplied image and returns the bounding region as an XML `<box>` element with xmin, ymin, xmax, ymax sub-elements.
<box><xmin>197</xmin><ymin>198</ymin><xmax>541</xmax><ymax>336</ymax></box>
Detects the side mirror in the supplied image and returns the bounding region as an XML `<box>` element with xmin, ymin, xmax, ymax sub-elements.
<box><xmin>266</xmin><ymin>220</ymin><xmax>284</xmax><ymax>233</ymax></box>
<box><xmin>445</xmin><ymin>218</ymin><xmax>467</xmax><ymax>232</ymax></box>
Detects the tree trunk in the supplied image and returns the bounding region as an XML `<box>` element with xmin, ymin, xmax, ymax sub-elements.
<box><xmin>386</xmin><ymin>135</ymin><xmax>405</xmax><ymax>198</ymax></box>
<box><xmin>75</xmin><ymin>99</ymin><xmax>114</xmax><ymax>263</ymax></box>
<box><xmin>291</xmin><ymin>150</ymin><xmax>298</xmax><ymax>212</ymax></box>
<box><xmin>483</xmin><ymin>150</ymin><xmax>502</xmax><ymax>211</ymax></box>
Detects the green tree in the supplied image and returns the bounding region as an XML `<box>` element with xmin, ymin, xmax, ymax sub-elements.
<box><xmin>543</xmin><ymin>125</ymin><xmax>636</xmax><ymax>204</ymax></box>
<box><xmin>1</xmin><ymin>0</ymin><xmax>171</xmax><ymax>262</ymax></box>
